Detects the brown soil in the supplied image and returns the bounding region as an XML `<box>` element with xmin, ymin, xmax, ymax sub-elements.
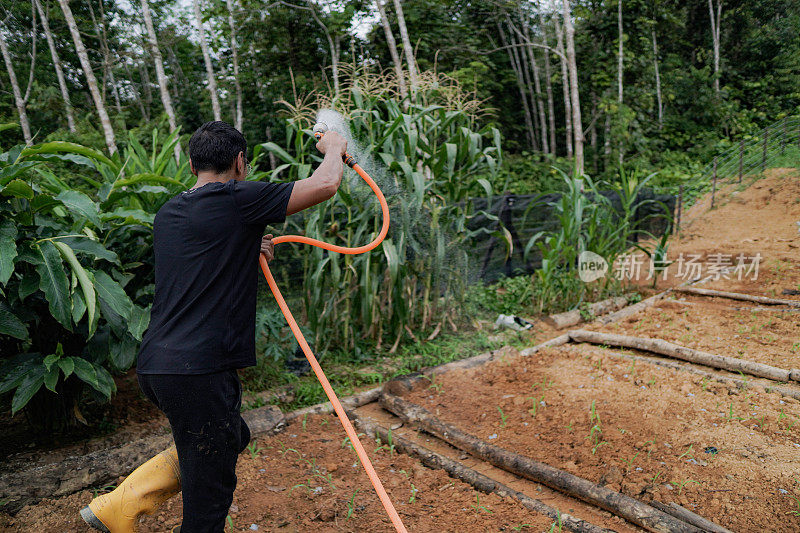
<box><xmin>3</xmin><ymin>170</ymin><xmax>799</xmax><ymax>531</ymax></box>
<box><xmin>0</xmin><ymin>414</ymin><xmax>554</xmax><ymax>532</ymax></box>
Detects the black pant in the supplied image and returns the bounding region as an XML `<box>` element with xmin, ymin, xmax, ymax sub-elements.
<box><xmin>138</xmin><ymin>369</ymin><xmax>251</xmax><ymax>533</ymax></box>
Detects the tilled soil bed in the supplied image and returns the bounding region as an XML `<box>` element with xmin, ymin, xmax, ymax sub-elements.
<box><xmin>0</xmin><ymin>414</ymin><xmax>554</xmax><ymax>532</ymax></box>
<box><xmin>402</xmin><ymin>344</ymin><xmax>800</xmax><ymax>531</ymax></box>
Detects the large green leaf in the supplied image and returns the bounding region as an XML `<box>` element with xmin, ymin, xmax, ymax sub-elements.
<box><xmin>72</xmin><ymin>357</ymin><xmax>98</xmax><ymax>387</ymax></box>
<box><xmin>20</xmin><ymin>141</ymin><xmax>118</xmax><ymax>173</ymax></box>
<box><xmin>0</xmin><ymin>219</ymin><xmax>17</xmax><ymax>285</ymax></box>
<box><xmin>0</xmin><ymin>354</ymin><xmax>38</xmax><ymax>394</ymax></box>
<box><xmin>260</xmin><ymin>142</ymin><xmax>298</xmax><ymax>165</ymax></box>
<box><xmin>53</xmin><ymin>241</ymin><xmax>97</xmax><ymax>337</ymax></box>
<box><xmin>129</xmin><ymin>305</ymin><xmax>150</xmax><ymax>341</ymax></box>
<box><xmin>36</xmin><ymin>240</ymin><xmax>72</xmax><ymax>329</ymax></box>
<box><xmin>101</xmin><ymin>207</ymin><xmax>155</xmax><ymax>226</ymax></box>
<box><xmin>92</xmin><ymin>365</ymin><xmax>116</xmax><ymax>399</ymax></box>
<box><xmin>93</xmin><ymin>270</ymin><xmax>133</xmax><ymax>321</ymax></box>
<box><xmin>58</xmin><ymin>237</ymin><xmax>120</xmax><ymax>265</ymax></box>
<box><xmin>11</xmin><ymin>365</ymin><xmax>45</xmax><ymax>415</ymax></box>
<box><xmin>110</xmin><ymin>333</ymin><xmax>137</xmax><ymax>371</ymax></box>
<box><xmin>2</xmin><ymin>179</ymin><xmax>34</xmax><ymax>199</ymax></box>
<box><xmin>0</xmin><ymin>161</ymin><xmax>38</xmax><ymax>186</ymax></box>
<box><xmin>0</xmin><ymin>302</ymin><xmax>27</xmax><ymax>339</ymax></box>
<box><xmin>56</xmin><ymin>190</ymin><xmax>102</xmax><ymax>228</ymax></box>
<box><xmin>112</xmin><ymin>173</ymin><xmax>187</xmax><ymax>190</ymax></box>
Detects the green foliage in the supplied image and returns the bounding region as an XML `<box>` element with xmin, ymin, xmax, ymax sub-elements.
<box><xmin>0</xmin><ymin>128</ymin><xmax>190</xmax><ymax>425</ymax></box>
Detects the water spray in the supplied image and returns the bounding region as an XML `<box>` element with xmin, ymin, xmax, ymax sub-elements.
<box><xmin>258</xmin><ymin>122</ymin><xmax>407</xmax><ymax>532</ymax></box>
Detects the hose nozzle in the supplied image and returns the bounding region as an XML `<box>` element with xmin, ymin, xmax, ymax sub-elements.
<box><xmin>312</xmin><ymin>121</ymin><xmax>356</xmax><ymax>168</ymax></box>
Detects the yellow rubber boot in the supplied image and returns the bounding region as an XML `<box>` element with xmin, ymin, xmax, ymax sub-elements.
<box><xmin>80</xmin><ymin>446</ymin><xmax>181</xmax><ymax>533</ymax></box>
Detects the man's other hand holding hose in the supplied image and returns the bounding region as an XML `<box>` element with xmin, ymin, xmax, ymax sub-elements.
<box><xmin>285</xmin><ymin>131</ymin><xmax>348</xmax><ymax>216</ymax></box>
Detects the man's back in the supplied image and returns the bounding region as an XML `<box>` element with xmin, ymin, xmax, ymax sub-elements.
<box><xmin>137</xmin><ymin>179</ymin><xmax>293</xmax><ymax>374</ymax></box>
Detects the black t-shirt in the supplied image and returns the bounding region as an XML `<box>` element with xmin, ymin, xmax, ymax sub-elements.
<box><xmin>137</xmin><ymin>179</ymin><xmax>294</xmax><ymax>374</ymax></box>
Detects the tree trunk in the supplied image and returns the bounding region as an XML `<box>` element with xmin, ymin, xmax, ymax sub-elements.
<box><xmin>57</xmin><ymin>0</ymin><xmax>117</xmax><ymax>154</ymax></box>
<box><xmin>34</xmin><ymin>0</ymin><xmax>76</xmax><ymax>133</ymax></box>
<box><xmin>675</xmin><ymin>286</ymin><xmax>800</xmax><ymax>307</ymax></box>
<box><xmin>392</xmin><ymin>0</ymin><xmax>419</xmax><ymax>94</ymax></box>
<box><xmin>123</xmin><ymin>60</ymin><xmax>149</xmax><ymax>122</ymax></box>
<box><xmin>306</xmin><ymin>1</ymin><xmax>340</xmax><ymax>102</ymax></box>
<box><xmin>88</xmin><ymin>1</ymin><xmax>122</xmax><ymax>115</ymax></box>
<box><xmin>498</xmin><ymin>22</ymin><xmax>535</xmax><ymax>149</ymax></box>
<box><xmin>226</xmin><ymin>0</ymin><xmax>243</xmax><ymax>131</ymax></box>
<box><xmin>554</xmin><ymin>17</ymin><xmax>572</xmax><ymax>158</ymax></box>
<box><xmin>561</xmin><ymin>0</ymin><xmax>583</xmax><ymax>175</ymax></box>
<box><xmin>376</xmin><ymin>0</ymin><xmax>408</xmax><ymax>100</ymax></box>
<box><xmin>652</xmin><ymin>29</ymin><xmax>663</xmax><ymax>129</ymax></box>
<box><xmin>540</xmin><ymin>12</ymin><xmax>557</xmax><ymax>156</ymax></box>
<box><xmin>192</xmin><ymin>0</ymin><xmax>222</xmax><ymax>120</ymax></box>
<box><xmin>141</xmin><ymin>0</ymin><xmax>182</xmax><ymax>162</ymax></box>
<box><xmin>708</xmin><ymin>0</ymin><xmax>721</xmax><ymax>95</ymax></box>
<box><xmin>508</xmin><ymin>21</ymin><xmax>539</xmax><ymax>150</ymax></box>
<box><xmin>617</xmin><ymin>0</ymin><xmax>623</xmax><ymax>168</ymax></box>
<box><xmin>520</xmin><ymin>12</ymin><xmax>548</xmax><ymax>154</ymax></box>
<box><xmin>0</xmin><ymin>12</ymin><xmax>35</xmax><ymax>144</ymax></box>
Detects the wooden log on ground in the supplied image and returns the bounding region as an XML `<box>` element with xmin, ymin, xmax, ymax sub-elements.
<box><xmin>380</xmin><ymin>393</ymin><xmax>701</xmax><ymax>533</ymax></box>
<box><xmin>676</xmin><ymin>287</ymin><xmax>800</xmax><ymax>307</ymax></box>
<box><xmin>0</xmin><ymin>405</ymin><xmax>284</xmax><ymax>514</ymax></box>
<box><xmin>545</xmin><ymin>297</ymin><xmax>628</xmax><ymax>329</ymax></box>
<box><xmin>569</xmin><ymin>329</ymin><xmax>800</xmax><ymax>384</ymax></box>
<box><xmin>597</xmin><ymin>290</ymin><xmax>672</xmax><ymax>324</ymax></box>
<box><xmin>284</xmin><ymin>385</ymin><xmax>382</xmax><ymax>422</ymax></box>
<box><xmin>350</xmin><ymin>411</ymin><xmax>610</xmax><ymax>533</ymax></box>
<box><xmin>650</xmin><ymin>500</ymin><xmax>733</xmax><ymax>533</ymax></box>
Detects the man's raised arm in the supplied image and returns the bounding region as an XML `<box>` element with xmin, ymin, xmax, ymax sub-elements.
<box><xmin>286</xmin><ymin>132</ymin><xmax>348</xmax><ymax>216</ymax></box>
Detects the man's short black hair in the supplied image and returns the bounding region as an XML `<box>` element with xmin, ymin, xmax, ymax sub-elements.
<box><xmin>188</xmin><ymin>121</ymin><xmax>247</xmax><ymax>174</ymax></box>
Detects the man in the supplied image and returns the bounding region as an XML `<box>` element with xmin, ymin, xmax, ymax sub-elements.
<box><xmin>81</xmin><ymin>121</ymin><xmax>348</xmax><ymax>533</ymax></box>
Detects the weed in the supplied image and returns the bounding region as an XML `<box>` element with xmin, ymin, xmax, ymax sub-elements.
<box><xmin>422</xmin><ymin>374</ymin><xmax>443</xmax><ymax>394</ymax></box>
<box><xmin>341</xmin><ymin>433</ymin><xmax>366</xmax><ymax>450</ymax></box>
<box><xmin>671</xmin><ymin>478</ymin><xmax>699</xmax><ymax>495</ymax></box>
<box><xmin>346</xmin><ymin>488</ymin><xmax>360</xmax><ymax>519</ymax></box>
<box><xmin>226</xmin><ymin>515</ymin><xmax>234</xmax><ymax>532</ymax></box>
<box><xmin>678</xmin><ymin>444</ymin><xmax>695</xmax><ymax>462</ymax></box>
<box><xmin>644</xmin><ymin>439</ymin><xmax>656</xmax><ymax>458</ymax></box>
<box><xmin>779</xmin><ymin>408</ymin><xmax>787</xmax><ymax>421</ymax></box>
<box><xmin>92</xmin><ymin>483</ymin><xmax>117</xmax><ymax>499</ymax></box>
<box><xmin>647</xmin><ymin>377</ymin><xmax>656</xmax><ymax>387</ymax></box>
<box><xmin>586</xmin><ymin>424</ymin><xmax>606</xmax><ymax>454</ymax></box>
<box><xmin>650</xmin><ymin>471</ymin><xmax>662</xmax><ymax>484</ymax></box>
<box><xmin>701</xmin><ymin>377</ymin><xmax>710</xmax><ymax>391</ymax></box>
<box><xmin>512</xmin><ymin>524</ymin><xmax>532</xmax><ymax>531</ymax></box>
<box><xmin>786</xmin><ymin>477</ymin><xmax>800</xmax><ymax>516</ymax></box>
<box><xmin>302</xmin><ymin>413</ymin><xmax>308</xmax><ymax>431</ymax></box>
<box><xmin>470</xmin><ymin>494</ymin><xmax>493</xmax><ymax>514</ymax></box>
<box><xmin>548</xmin><ymin>511</ymin><xmax>563</xmax><ymax>533</ymax></box>
<box><xmin>565</xmin><ymin>422</ymin><xmax>574</xmax><ymax>432</ymax></box>
<box><xmin>246</xmin><ymin>440</ymin><xmax>263</xmax><ymax>459</ymax></box>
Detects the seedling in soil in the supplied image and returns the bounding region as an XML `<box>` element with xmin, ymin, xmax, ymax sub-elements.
<box><xmin>671</xmin><ymin>478</ymin><xmax>699</xmax><ymax>495</ymax></box>
<box><xmin>341</xmin><ymin>433</ymin><xmax>367</xmax><ymax>450</ymax></box>
<box><xmin>725</xmin><ymin>402</ymin><xmax>742</xmax><ymax>421</ymax></box>
<box><xmin>470</xmin><ymin>494</ymin><xmax>493</xmax><ymax>514</ymax></box>
<box><xmin>277</xmin><ymin>441</ymin><xmax>301</xmax><ymax>459</ymax></box>
<box><xmin>409</xmin><ymin>483</ymin><xmax>419</xmax><ymax>503</ymax></box>
<box><xmin>320</xmin><ymin>418</ymin><xmax>328</xmax><ymax>425</ymax></box>
<box><xmin>701</xmin><ymin>377</ymin><xmax>710</xmax><ymax>391</ymax></box>
<box><xmin>246</xmin><ymin>440</ymin><xmax>263</xmax><ymax>459</ymax></box>
<box><xmin>586</xmin><ymin>424</ymin><xmax>606</xmax><ymax>454</ymax></box>
<box><xmin>791</xmin><ymin>342</ymin><xmax>800</xmax><ymax>353</ymax></box>
<box><xmin>644</xmin><ymin>439</ymin><xmax>656</xmax><ymax>458</ymax></box>
<box><xmin>92</xmin><ymin>483</ymin><xmax>117</xmax><ymax>498</ymax></box>
<box><xmin>423</xmin><ymin>374</ymin><xmax>443</xmax><ymax>394</ymax></box>
<box><xmin>302</xmin><ymin>413</ymin><xmax>308</xmax><ymax>431</ymax></box>
<box><xmin>375</xmin><ymin>430</ymin><xmax>397</xmax><ymax>456</ymax></box>
<box><xmin>786</xmin><ymin>477</ymin><xmax>800</xmax><ymax>516</ymax></box>
<box><xmin>346</xmin><ymin>488</ymin><xmax>360</xmax><ymax>518</ymax></box>
<box><xmin>498</xmin><ymin>407</ymin><xmax>509</xmax><ymax>427</ymax></box>
<box><xmin>527</xmin><ymin>393</ymin><xmax>546</xmax><ymax>418</ymax></box>
<box><xmin>649</xmin><ymin>471</ymin><xmax>662</xmax><ymax>484</ymax></box>
<box><xmin>512</xmin><ymin>524</ymin><xmax>531</xmax><ymax>531</ymax></box>
<box><xmin>565</xmin><ymin>422</ymin><xmax>574</xmax><ymax>432</ymax></box>
<box><xmin>647</xmin><ymin>377</ymin><xmax>656</xmax><ymax>387</ymax></box>
<box><xmin>678</xmin><ymin>445</ymin><xmax>695</xmax><ymax>462</ymax></box>
<box><xmin>779</xmin><ymin>409</ymin><xmax>787</xmax><ymax>421</ymax></box>
<box><xmin>784</xmin><ymin>418</ymin><xmax>797</xmax><ymax>433</ymax></box>
<box><xmin>620</xmin><ymin>452</ymin><xmax>640</xmax><ymax>472</ymax></box>
<box><xmin>548</xmin><ymin>512</ymin><xmax>563</xmax><ymax>532</ymax></box>
<box><xmin>226</xmin><ymin>515</ymin><xmax>234</xmax><ymax>532</ymax></box>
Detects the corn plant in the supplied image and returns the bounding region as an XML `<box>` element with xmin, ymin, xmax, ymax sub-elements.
<box><xmin>261</xmin><ymin>67</ymin><xmax>502</xmax><ymax>351</ymax></box>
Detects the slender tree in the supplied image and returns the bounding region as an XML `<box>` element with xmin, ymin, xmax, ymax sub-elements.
<box><xmin>617</xmin><ymin>0</ymin><xmax>623</xmax><ymax>167</ymax></box>
<box><xmin>306</xmin><ymin>0</ymin><xmax>341</xmax><ymax>101</ymax></box>
<box><xmin>521</xmin><ymin>11</ymin><xmax>549</xmax><ymax>154</ymax></box>
<box><xmin>58</xmin><ymin>0</ymin><xmax>117</xmax><ymax>154</ymax></box>
<box><xmin>392</xmin><ymin>0</ymin><xmax>419</xmax><ymax>93</ymax></box>
<box><xmin>554</xmin><ymin>15</ymin><xmax>572</xmax><ymax>159</ymax></box>
<box><xmin>561</xmin><ymin>0</ymin><xmax>583</xmax><ymax>174</ymax></box>
<box><xmin>708</xmin><ymin>0</ymin><xmax>722</xmax><ymax>95</ymax></box>
<box><xmin>87</xmin><ymin>1</ymin><xmax>122</xmax><ymax>114</ymax></box>
<box><xmin>141</xmin><ymin>0</ymin><xmax>181</xmax><ymax>162</ymax></box>
<box><xmin>652</xmin><ymin>29</ymin><xmax>663</xmax><ymax>129</ymax></box>
<box><xmin>498</xmin><ymin>22</ymin><xmax>535</xmax><ymax>149</ymax></box>
<box><xmin>0</xmin><ymin>14</ymin><xmax>35</xmax><ymax>144</ymax></box>
<box><xmin>34</xmin><ymin>0</ymin><xmax>76</xmax><ymax>133</ymax></box>
<box><xmin>226</xmin><ymin>0</ymin><xmax>243</xmax><ymax>130</ymax></box>
<box><xmin>192</xmin><ymin>0</ymin><xmax>222</xmax><ymax>120</ymax></box>
<box><xmin>508</xmin><ymin>18</ymin><xmax>539</xmax><ymax>149</ymax></box>
<box><xmin>376</xmin><ymin>0</ymin><xmax>408</xmax><ymax>100</ymax></box>
<box><xmin>540</xmin><ymin>11</ymin><xmax>556</xmax><ymax>156</ymax></box>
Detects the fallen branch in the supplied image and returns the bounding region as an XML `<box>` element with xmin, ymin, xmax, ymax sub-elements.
<box><xmin>545</xmin><ymin>297</ymin><xmax>628</xmax><ymax>329</ymax></box>
<box><xmin>350</xmin><ymin>411</ymin><xmax>610</xmax><ymax>533</ymax></box>
<box><xmin>0</xmin><ymin>405</ymin><xmax>284</xmax><ymax>514</ymax></box>
<box><xmin>676</xmin><ymin>287</ymin><xmax>800</xmax><ymax>307</ymax></box>
<box><xmin>284</xmin><ymin>385</ymin><xmax>381</xmax><ymax>422</ymax></box>
<box><xmin>569</xmin><ymin>329</ymin><xmax>800</xmax><ymax>383</ymax></box>
<box><xmin>380</xmin><ymin>393</ymin><xmax>701</xmax><ymax>533</ymax></box>
<box><xmin>597</xmin><ymin>290</ymin><xmax>672</xmax><ymax>324</ymax></box>
<box><xmin>650</xmin><ymin>500</ymin><xmax>733</xmax><ymax>533</ymax></box>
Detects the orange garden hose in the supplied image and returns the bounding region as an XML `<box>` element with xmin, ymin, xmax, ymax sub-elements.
<box><xmin>257</xmin><ymin>127</ymin><xmax>408</xmax><ymax>533</ymax></box>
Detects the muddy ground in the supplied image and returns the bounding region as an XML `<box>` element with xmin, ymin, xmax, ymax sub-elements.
<box><xmin>2</xmin><ymin>169</ymin><xmax>799</xmax><ymax>531</ymax></box>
